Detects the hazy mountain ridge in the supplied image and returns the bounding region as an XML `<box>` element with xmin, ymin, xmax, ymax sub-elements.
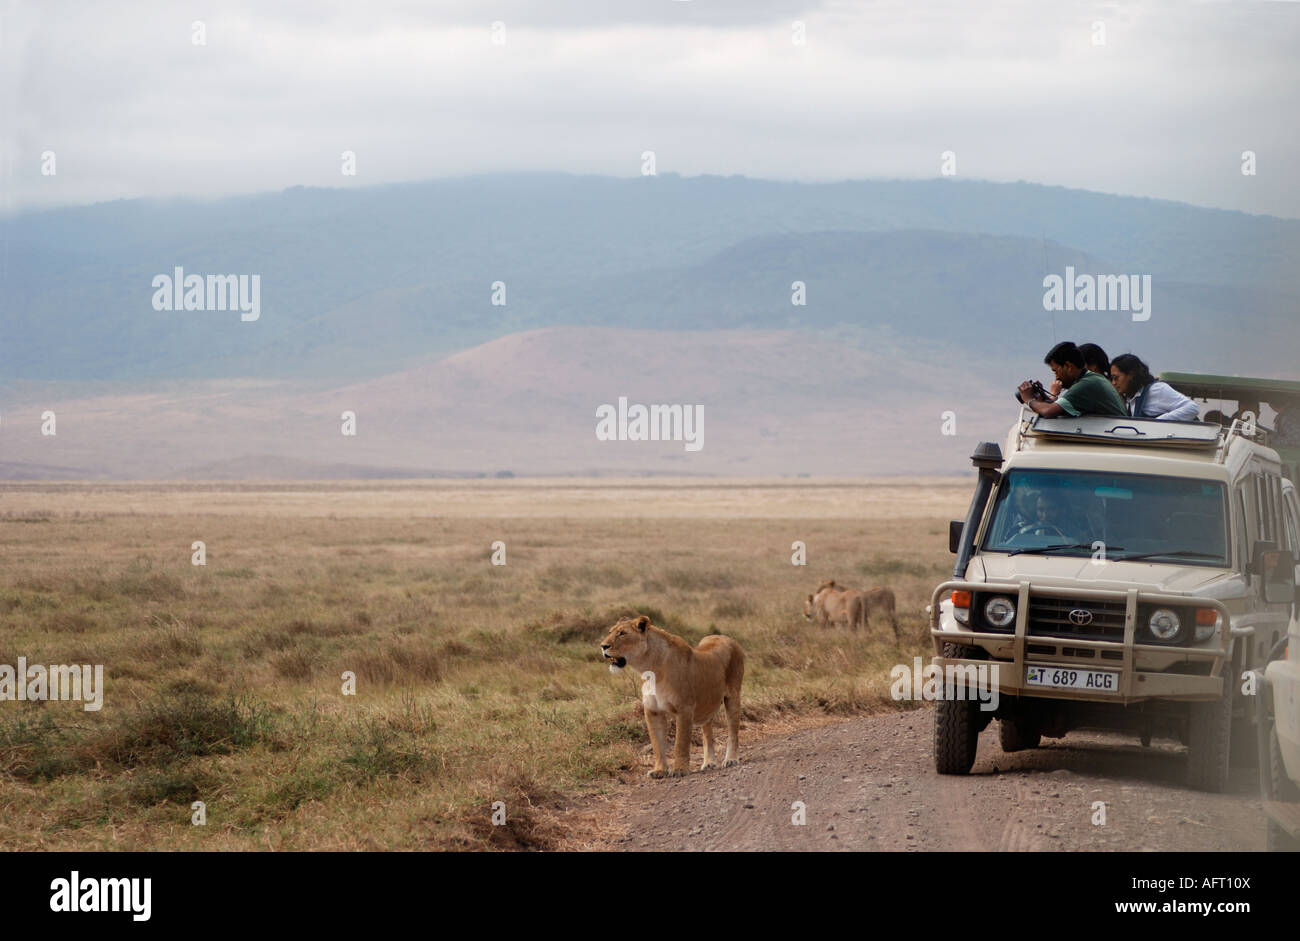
<box><xmin>4</xmin><ymin>175</ymin><xmax>1297</xmax><ymax>382</ymax></box>
<box><xmin>546</xmin><ymin>228</ymin><xmax>1300</xmax><ymax>376</ymax></box>
<box><xmin>3</xmin><ymin>174</ymin><xmax>1295</xmax><ymax>479</ymax></box>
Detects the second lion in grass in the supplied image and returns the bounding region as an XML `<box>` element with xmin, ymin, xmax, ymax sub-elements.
<box><xmin>600</xmin><ymin>614</ymin><xmax>744</xmax><ymax>778</ymax></box>
<box><xmin>805</xmin><ymin>579</ymin><xmax>899</xmax><ymax>638</ymax></box>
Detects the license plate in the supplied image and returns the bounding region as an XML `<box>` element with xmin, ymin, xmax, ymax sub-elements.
<box><xmin>1025</xmin><ymin>665</ymin><xmax>1120</xmax><ymax>693</ymax></box>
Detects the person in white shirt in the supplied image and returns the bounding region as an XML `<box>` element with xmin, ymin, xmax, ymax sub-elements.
<box><xmin>1109</xmin><ymin>353</ymin><xmax>1201</xmax><ymax>421</ymax></box>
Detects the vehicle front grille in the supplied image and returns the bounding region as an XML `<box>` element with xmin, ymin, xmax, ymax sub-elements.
<box><xmin>972</xmin><ymin>592</ymin><xmax>1199</xmax><ymax>646</ymax></box>
<box><xmin>1027</xmin><ymin>596</ymin><xmax>1127</xmax><ymax>641</ymax></box>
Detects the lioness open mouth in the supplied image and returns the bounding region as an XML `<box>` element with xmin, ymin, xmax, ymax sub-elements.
<box><xmin>608</xmin><ymin>656</ymin><xmax>626</xmax><ymax>668</ymax></box>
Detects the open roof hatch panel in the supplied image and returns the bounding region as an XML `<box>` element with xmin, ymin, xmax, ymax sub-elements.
<box><xmin>1028</xmin><ymin>415</ymin><xmax>1221</xmax><ymax>448</ymax></box>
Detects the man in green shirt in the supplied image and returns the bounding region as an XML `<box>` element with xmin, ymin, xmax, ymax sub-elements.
<box><xmin>1017</xmin><ymin>341</ymin><xmax>1128</xmax><ymax>418</ymax></box>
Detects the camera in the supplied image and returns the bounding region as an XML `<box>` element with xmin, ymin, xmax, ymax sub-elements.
<box><xmin>1015</xmin><ymin>379</ymin><xmax>1048</xmax><ymax>404</ymax></box>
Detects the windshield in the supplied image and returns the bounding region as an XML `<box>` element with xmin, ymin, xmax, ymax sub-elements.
<box><xmin>981</xmin><ymin>469</ymin><xmax>1229</xmax><ymax>566</ymax></box>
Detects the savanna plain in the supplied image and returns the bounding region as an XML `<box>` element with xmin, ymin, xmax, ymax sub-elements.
<box><xmin>0</xmin><ymin>478</ymin><xmax>969</xmax><ymax>850</ymax></box>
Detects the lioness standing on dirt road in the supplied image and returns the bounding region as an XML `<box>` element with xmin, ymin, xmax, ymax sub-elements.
<box><xmin>600</xmin><ymin>615</ymin><xmax>744</xmax><ymax>778</ymax></box>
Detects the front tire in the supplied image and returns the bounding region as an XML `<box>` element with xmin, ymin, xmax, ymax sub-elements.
<box><xmin>1186</xmin><ymin>682</ymin><xmax>1232</xmax><ymax>793</ymax></box>
<box><xmin>934</xmin><ymin>643</ymin><xmax>980</xmax><ymax>774</ymax></box>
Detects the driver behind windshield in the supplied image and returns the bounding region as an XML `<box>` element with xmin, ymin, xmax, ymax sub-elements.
<box><xmin>1007</xmin><ymin>488</ymin><xmax>1038</xmax><ymax>533</ymax></box>
<box><xmin>1003</xmin><ymin>488</ymin><xmax>1103</xmax><ymax>546</ymax></box>
<box><xmin>1016</xmin><ymin>493</ymin><xmax>1058</xmax><ymax>536</ymax></box>
<box><xmin>1005</xmin><ymin>488</ymin><xmax>1080</xmax><ymax>541</ymax></box>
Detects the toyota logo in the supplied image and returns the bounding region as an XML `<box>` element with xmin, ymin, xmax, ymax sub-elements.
<box><xmin>1069</xmin><ymin>609</ymin><xmax>1094</xmax><ymax>626</ymax></box>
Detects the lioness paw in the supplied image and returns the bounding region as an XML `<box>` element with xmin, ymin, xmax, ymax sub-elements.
<box><xmin>647</xmin><ymin>769</ymin><xmax>667</xmax><ymax>779</ymax></box>
<box><xmin>668</xmin><ymin>769</ymin><xmax>688</xmax><ymax>778</ymax></box>
<box><xmin>723</xmin><ymin>758</ymin><xmax>741</xmax><ymax>767</ymax></box>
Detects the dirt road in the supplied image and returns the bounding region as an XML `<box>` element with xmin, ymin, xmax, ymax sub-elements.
<box><xmin>567</xmin><ymin>708</ymin><xmax>1266</xmax><ymax>851</ymax></box>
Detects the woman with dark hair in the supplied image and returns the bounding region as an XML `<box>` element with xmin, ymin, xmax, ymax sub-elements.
<box><xmin>1109</xmin><ymin>353</ymin><xmax>1200</xmax><ymax>421</ymax></box>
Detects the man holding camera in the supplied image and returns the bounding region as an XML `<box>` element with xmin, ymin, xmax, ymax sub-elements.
<box><xmin>1017</xmin><ymin>341</ymin><xmax>1128</xmax><ymax>418</ymax></box>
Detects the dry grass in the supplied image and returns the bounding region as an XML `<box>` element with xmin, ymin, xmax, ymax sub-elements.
<box><xmin>0</xmin><ymin>479</ymin><xmax>964</xmax><ymax>850</ymax></box>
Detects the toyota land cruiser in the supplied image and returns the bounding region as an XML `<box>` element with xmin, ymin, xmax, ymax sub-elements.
<box><xmin>930</xmin><ymin>405</ymin><xmax>1297</xmax><ymax>793</ymax></box>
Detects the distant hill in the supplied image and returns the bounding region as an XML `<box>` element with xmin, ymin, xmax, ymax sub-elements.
<box><xmin>0</xmin><ymin>327</ymin><xmax>1006</xmax><ymax>479</ymax></box>
<box><xmin>3</xmin><ymin>173</ymin><xmax>1296</xmax><ymax>479</ymax></box>
<box><xmin>4</xmin><ymin>174</ymin><xmax>1297</xmax><ymax>382</ymax></box>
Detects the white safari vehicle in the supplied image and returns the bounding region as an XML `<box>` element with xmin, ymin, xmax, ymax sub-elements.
<box><xmin>930</xmin><ymin>405</ymin><xmax>1297</xmax><ymax>794</ymax></box>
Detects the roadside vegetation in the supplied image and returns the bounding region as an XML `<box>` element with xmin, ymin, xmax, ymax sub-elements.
<box><xmin>0</xmin><ymin>485</ymin><xmax>957</xmax><ymax>849</ymax></box>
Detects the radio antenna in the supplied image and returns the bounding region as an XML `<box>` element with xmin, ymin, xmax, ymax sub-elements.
<box><xmin>1042</xmin><ymin>230</ymin><xmax>1056</xmax><ymax>343</ymax></box>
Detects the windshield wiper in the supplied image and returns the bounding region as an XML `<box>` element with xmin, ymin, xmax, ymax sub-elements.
<box><xmin>1113</xmin><ymin>549</ymin><xmax>1222</xmax><ymax>562</ymax></box>
<box><xmin>1006</xmin><ymin>543</ymin><xmax>1122</xmax><ymax>557</ymax></box>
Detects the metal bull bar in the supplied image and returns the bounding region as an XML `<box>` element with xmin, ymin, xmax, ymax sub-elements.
<box><xmin>929</xmin><ymin>580</ymin><xmax>1236</xmax><ymax>704</ymax></box>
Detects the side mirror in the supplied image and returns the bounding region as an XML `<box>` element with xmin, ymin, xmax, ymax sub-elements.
<box><xmin>1252</xmin><ymin>540</ymin><xmax>1279</xmax><ymax>576</ymax></box>
<box><xmin>949</xmin><ymin>520</ymin><xmax>965</xmax><ymax>554</ymax></box>
<box><xmin>1259</xmin><ymin>548</ymin><xmax>1296</xmax><ymax>605</ymax></box>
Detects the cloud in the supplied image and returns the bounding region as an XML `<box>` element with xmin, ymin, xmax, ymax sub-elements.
<box><xmin>4</xmin><ymin>0</ymin><xmax>1297</xmax><ymax>216</ymax></box>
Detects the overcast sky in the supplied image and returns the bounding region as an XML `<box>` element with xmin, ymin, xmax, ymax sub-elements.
<box><xmin>3</xmin><ymin>0</ymin><xmax>1297</xmax><ymax>217</ymax></box>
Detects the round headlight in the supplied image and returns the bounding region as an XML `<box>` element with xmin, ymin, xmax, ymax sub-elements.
<box><xmin>984</xmin><ymin>596</ymin><xmax>1016</xmax><ymax>629</ymax></box>
<box><xmin>1148</xmin><ymin>608</ymin><xmax>1181</xmax><ymax>641</ymax></box>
